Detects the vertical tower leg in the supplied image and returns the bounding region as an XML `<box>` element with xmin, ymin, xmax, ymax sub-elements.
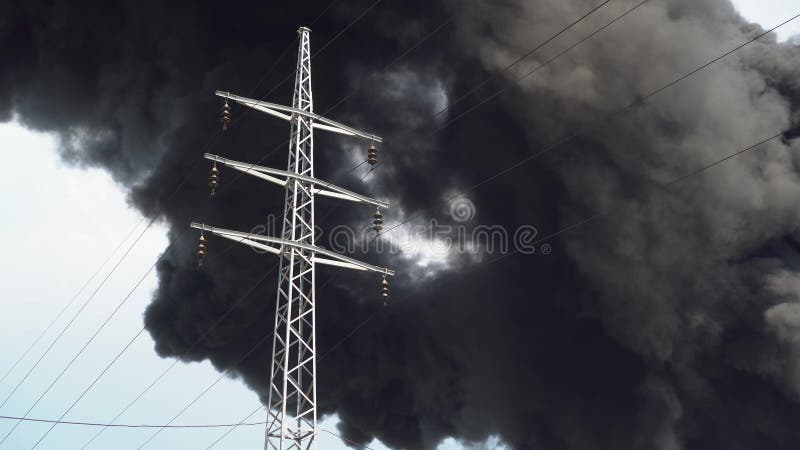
<box><xmin>265</xmin><ymin>27</ymin><xmax>317</xmax><ymax>450</ymax></box>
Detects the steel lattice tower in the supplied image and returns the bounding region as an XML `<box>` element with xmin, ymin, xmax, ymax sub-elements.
<box><xmin>267</xmin><ymin>27</ymin><xmax>317</xmax><ymax>450</ymax></box>
<box><xmin>192</xmin><ymin>26</ymin><xmax>394</xmax><ymax>450</ymax></box>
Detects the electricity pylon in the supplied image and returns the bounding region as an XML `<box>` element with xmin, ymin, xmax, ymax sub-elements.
<box><xmin>191</xmin><ymin>27</ymin><xmax>394</xmax><ymax>450</ymax></box>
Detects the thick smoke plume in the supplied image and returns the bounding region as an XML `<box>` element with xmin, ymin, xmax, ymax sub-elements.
<box><xmin>4</xmin><ymin>0</ymin><xmax>800</xmax><ymax>448</ymax></box>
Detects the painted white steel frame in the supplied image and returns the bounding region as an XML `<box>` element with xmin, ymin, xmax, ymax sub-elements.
<box><xmin>193</xmin><ymin>27</ymin><xmax>393</xmax><ymax>450</ymax></box>
<box><xmin>214</xmin><ymin>93</ymin><xmax>383</xmax><ymax>143</ymax></box>
<box><xmin>203</xmin><ymin>153</ymin><xmax>389</xmax><ymax>209</ymax></box>
<box><xmin>190</xmin><ymin>223</ymin><xmax>395</xmax><ymax>276</ymax></box>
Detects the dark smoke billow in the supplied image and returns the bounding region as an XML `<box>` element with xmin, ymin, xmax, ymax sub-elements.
<box><xmin>4</xmin><ymin>0</ymin><xmax>800</xmax><ymax>448</ymax></box>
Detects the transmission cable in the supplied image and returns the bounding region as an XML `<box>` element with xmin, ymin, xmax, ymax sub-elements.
<box><xmin>0</xmin><ymin>230</ymin><xmax>188</xmax><ymax>446</ymax></box>
<box><xmin>28</xmin><ymin>327</ymin><xmax>146</xmax><ymax>449</ymax></box>
<box><xmin>0</xmin><ymin>217</ymin><xmax>144</xmax><ymax>387</ymax></box>
<box><xmin>0</xmin><ymin>412</ymin><xmax>377</xmax><ymax>450</ymax></box>
<box><xmin>160</xmin><ymin>9</ymin><xmax>800</xmax><ymax>447</ymax></box>
<box><xmin>0</xmin><ymin>21</ymin><xmax>296</xmax><ymax>417</ymax></box>
<box><xmin>133</xmin><ymin>275</ymin><xmax>335</xmax><ymax>449</ymax></box>
<box><xmin>205</xmin><ymin>405</ymin><xmax>265</xmax><ymax>449</ymax></box>
<box><xmin>0</xmin><ymin>127</ymin><xmax>783</xmax><ymax>447</ymax></box>
<box><xmin>77</xmin><ymin>258</ymin><xmax>278</xmax><ymax>449</ymax></box>
<box><xmin>0</xmin><ymin>213</ymin><xmax>161</xmax><ymax>411</ymax></box>
<box><xmin>37</xmin><ymin>232</ymin><xmax>273</xmax><ymax>448</ymax></box>
<box><xmin>376</xmin><ymin>8</ymin><xmax>800</xmax><ymax>240</ymax></box>
<box><xmin>217</xmin><ymin>13</ymin><xmax>453</xmax><ymax>195</ymax></box>
<box><xmin>57</xmin><ymin>11</ymin><xmax>800</xmax><ymax>447</ymax></box>
<box><xmin>2</xmin><ymin>2</ymin><xmax>388</xmax><ymax>447</ymax></box>
<box><xmin>248</xmin><ymin>122</ymin><xmax>800</xmax><ymax>447</ymax></box>
<box><xmin>134</xmin><ymin>330</ymin><xmax>274</xmax><ymax>449</ymax></box>
<box><xmin>5</xmin><ymin>0</ymin><xmax>380</xmax><ymax>410</ymax></box>
<box><xmin>292</xmin><ymin>1</ymin><xmax>618</xmax><ymax>239</ymax></box>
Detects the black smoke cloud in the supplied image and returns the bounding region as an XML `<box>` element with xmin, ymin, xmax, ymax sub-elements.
<box><xmin>4</xmin><ymin>0</ymin><xmax>800</xmax><ymax>448</ymax></box>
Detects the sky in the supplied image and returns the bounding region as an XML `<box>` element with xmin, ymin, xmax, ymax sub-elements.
<box><xmin>0</xmin><ymin>1</ymin><xmax>798</xmax><ymax>449</ymax></box>
<box><xmin>733</xmin><ymin>0</ymin><xmax>800</xmax><ymax>40</ymax></box>
<box><xmin>0</xmin><ymin>122</ymin><xmax>415</xmax><ymax>449</ymax></box>
<box><xmin>0</xmin><ymin>102</ymin><xmax>476</xmax><ymax>448</ymax></box>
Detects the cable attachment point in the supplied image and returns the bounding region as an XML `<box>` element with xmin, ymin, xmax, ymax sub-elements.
<box><xmin>367</xmin><ymin>143</ymin><xmax>378</xmax><ymax>166</ymax></box>
<box><xmin>197</xmin><ymin>232</ymin><xmax>207</xmax><ymax>267</ymax></box>
<box><xmin>220</xmin><ymin>99</ymin><xmax>232</xmax><ymax>131</ymax></box>
<box><xmin>208</xmin><ymin>162</ymin><xmax>219</xmax><ymax>197</ymax></box>
<box><xmin>372</xmin><ymin>208</ymin><xmax>383</xmax><ymax>234</ymax></box>
<box><xmin>379</xmin><ymin>273</ymin><xmax>390</xmax><ymax>307</ymax></box>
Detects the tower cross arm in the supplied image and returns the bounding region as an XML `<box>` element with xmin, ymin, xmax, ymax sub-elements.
<box><xmin>190</xmin><ymin>222</ymin><xmax>396</xmax><ymax>276</ymax></box>
<box><xmin>215</xmin><ymin>91</ymin><xmax>383</xmax><ymax>142</ymax></box>
<box><xmin>205</xmin><ymin>153</ymin><xmax>389</xmax><ymax>208</ymax></box>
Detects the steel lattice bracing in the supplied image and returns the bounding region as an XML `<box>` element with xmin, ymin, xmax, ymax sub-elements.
<box><xmin>192</xmin><ymin>25</ymin><xmax>394</xmax><ymax>450</ymax></box>
<box><xmin>266</xmin><ymin>27</ymin><xmax>317</xmax><ymax>450</ymax></box>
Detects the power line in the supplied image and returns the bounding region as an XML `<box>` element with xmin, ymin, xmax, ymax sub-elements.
<box><xmin>363</xmin><ymin>0</ymin><xmax>652</xmax><ymax>236</ymax></box>
<box><xmin>217</xmin><ymin>12</ymin><xmax>452</xmax><ymax>197</ymax></box>
<box><xmin>323</xmin><ymin>429</ymin><xmax>379</xmax><ymax>450</ymax></box>
<box><xmin>0</xmin><ymin>217</ymin><xmax>144</xmax><ymax>387</ymax></box>
<box><xmin>19</xmin><ymin>4</ymin><xmax>791</xmax><ymax>449</ymax></box>
<box><xmin>319</xmin><ymin>134</ymin><xmax>795</xmax><ymax>372</ymax></box>
<box><xmin>137</xmin><ymin>274</ymin><xmax>332</xmax><ymax>448</ymax></box>
<box><xmin>203</xmin><ymin>276</ymin><xmax>336</xmax><ymax>449</ymax></box>
<box><xmin>0</xmin><ymin>128</ymin><xmax>785</xmax><ymax>447</ymax></box>
<box><xmin>135</xmin><ymin>275</ymin><xmax>335</xmax><ymax>449</ymax></box>
<box><xmin>122</xmin><ymin>8</ymin><xmax>800</xmax><ymax>448</ymax></box>
<box><xmin>28</xmin><ymin>327</ymin><xmax>146</xmax><ymax>449</ymax></box>
<box><xmin>0</xmin><ymin>3</ymin><xmax>388</xmax><ymax>447</ymax></box>
<box><xmin>528</xmin><ymin>130</ymin><xmax>788</xmax><ymax>247</ymax></box>
<box><xmin>206</xmin><ymin>405</ymin><xmax>264</xmax><ymax>449</ymax></box>
<box><xmin>209</xmin><ymin>276</ymin><xmax>375</xmax><ymax>449</ymax></box>
<box><xmin>135</xmin><ymin>331</ymin><xmax>275</xmax><ymax>449</ymax></box>
<box><xmin>433</xmin><ymin>0</ymin><xmax>614</xmax><ymax>119</ymax></box>
<box><xmin>26</xmin><ymin>228</ymin><xmax>275</xmax><ymax>447</ymax></box>
<box><xmin>0</xmin><ymin>214</ymin><xmax>160</xmax><ymax>411</ymax></box>
<box><xmin>0</xmin><ymin>415</ymin><xmax>266</xmax><ymax>429</ymax></box>
<box><xmin>319</xmin><ymin>312</ymin><xmax>377</xmax><ymax>361</ymax></box>
<box><xmin>307</xmin><ymin>1</ymin><xmax>616</xmax><ymax>236</ymax></box>
<box><xmin>78</xmin><ymin>160</ymin><xmax>374</xmax><ymax>447</ymax></box>
<box><xmin>40</xmin><ymin>8</ymin><xmax>800</xmax><ymax>450</ymax></box>
<box><xmin>376</xmin><ymin>7</ymin><xmax>800</xmax><ymax>240</ymax></box>
<box><xmin>60</xmin><ymin>11</ymin><xmax>419</xmax><ymax>435</ymax></box>
<box><xmin>0</xmin><ymin>21</ymin><xmax>298</xmax><ymax>417</ymax></box>
<box><xmin>324</xmin><ymin>16</ymin><xmax>455</xmax><ymax>114</ymax></box>
<box><xmin>177</xmin><ymin>10</ymin><xmax>647</xmax><ymax>445</ymax></box>
<box><xmin>79</xmin><ymin>260</ymin><xmax>278</xmax><ymax>449</ymax></box>
<box><xmin>3</xmin><ymin>0</ymin><xmax>372</xmax><ymax>414</ymax></box>
<box><xmin>7</xmin><ymin>4</ymin><xmax>425</xmax><ymax>449</ymax></box>
<box><xmin>0</xmin><ymin>231</ymin><xmax>188</xmax><ymax>446</ymax></box>
<box><xmin>434</xmin><ymin>0</ymin><xmax>652</xmax><ymax>132</ymax></box>
<box><xmin>0</xmin><ymin>413</ymin><xmax>377</xmax><ymax>450</ymax></box>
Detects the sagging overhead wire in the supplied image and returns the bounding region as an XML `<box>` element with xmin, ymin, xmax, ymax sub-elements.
<box><xmin>0</xmin><ymin>12</ymin><xmax>297</xmax><ymax>419</ymax></box>
<box><xmin>0</xmin><ymin>217</ymin><xmax>145</xmax><ymax>387</ymax></box>
<box><xmin>375</xmin><ymin>7</ymin><xmax>800</xmax><ymax>241</ymax></box>
<box><xmin>216</xmin><ymin>12</ymin><xmax>453</xmax><ymax>196</ymax></box>
<box><xmin>77</xmin><ymin>258</ymin><xmax>279</xmax><ymax>450</ymax></box>
<box><xmin>290</xmin><ymin>132</ymin><xmax>796</xmax><ymax>388</ymax></box>
<box><xmin>0</xmin><ymin>414</ymin><xmax>378</xmax><ymax>450</ymax></box>
<box><xmin>24</xmin><ymin>4</ymin><xmax>402</xmax><ymax>447</ymax></box>
<box><xmin>4</xmin><ymin>0</ymin><xmax>380</xmax><ymax>414</ymax></box>
<box><xmin>5</xmin><ymin>1</ymin><xmax>392</xmax><ymax>447</ymax></box>
<box><xmin>0</xmin><ymin>230</ymin><xmax>189</xmax><ymax>447</ymax></box>
<box><xmin>306</xmin><ymin>0</ymin><xmax>619</xmax><ymax>241</ymax></box>
<box><xmin>134</xmin><ymin>276</ymin><xmax>336</xmax><ymax>449</ymax></box>
<box><xmin>0</xmin><ymin>213</ymin><xmax>162</xmax><ymax>411</ymax></box>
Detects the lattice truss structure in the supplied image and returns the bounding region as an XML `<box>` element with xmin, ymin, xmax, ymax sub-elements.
<box><xmin>191</xmin><ymin>27</ymin><xmax>394</xmax><ymax>450</ymax></box>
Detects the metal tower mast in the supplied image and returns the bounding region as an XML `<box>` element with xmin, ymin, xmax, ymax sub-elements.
<box><xmin>192</xmin><ymin>27</ymin><xmax>394</xmax><ymax>450</ymax></box>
